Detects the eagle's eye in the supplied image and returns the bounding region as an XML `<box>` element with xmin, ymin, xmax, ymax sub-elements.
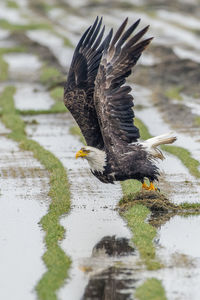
<box><xmin>81</xmin><ymin>147</ymin><xmax>90</xmax><ymax>154</ymax></box>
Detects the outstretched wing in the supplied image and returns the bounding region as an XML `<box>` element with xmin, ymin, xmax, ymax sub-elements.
<box><xmin>94</xmin><ymin>18</ymin><xmax>152</xmax><ymax>152</ymax></box>
<box><xmin>64</xmin><ymin>17</ymin><xmax>112</xmax><ymax>149</ymax></box>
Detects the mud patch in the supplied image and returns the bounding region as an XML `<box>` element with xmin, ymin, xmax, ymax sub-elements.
<box><xmin>119</xmin><ymin>190</ymin><xmax>178</xmax><ymax>213</ymax></box>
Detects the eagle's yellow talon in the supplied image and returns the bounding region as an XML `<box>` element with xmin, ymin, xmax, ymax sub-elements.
<box><xmin>142</xmin><ymin>182</ymin><xmax>149</xmax><ymax>190</ymax></box>
<box><xmin>149</xmin><ymin>182</ymin><xmax>157</xmax><ymax>191</ymax></box>
<box><xmin>142</xmin><ymin>182</ymin><xmax>158</xmax><ymax>191</ymax></box>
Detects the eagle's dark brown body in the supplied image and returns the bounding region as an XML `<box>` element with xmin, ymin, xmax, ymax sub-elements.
<box><xmin>64</xmin><ymin>17</ymin><xmax>173</xmax><ymax>185</ymax></box>
<box><xmin>91</xmin><ymin>144</ymin><xmax>159</xmax><ymax>184</ymax></box>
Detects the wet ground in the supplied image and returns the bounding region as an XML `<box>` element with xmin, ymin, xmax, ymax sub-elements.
<box><xmin>0</xmin><ymin>0</ymin><xmax>200</xmax><ymax>299</ymax></box>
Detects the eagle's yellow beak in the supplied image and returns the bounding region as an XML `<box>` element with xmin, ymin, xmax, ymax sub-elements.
<box><xmin>75</xmin><ymin>149</ymin><xmax>88</xmax><ymax>159</ymax></box>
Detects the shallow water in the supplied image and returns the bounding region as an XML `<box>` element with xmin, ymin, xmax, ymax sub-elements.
<box><xmin>3</xmin><ymin>53</ymin><xmax>42</xmax><ymax>81</ymax></box>
<box><xmin>152</xmin><ymin>214</ymin><xmax>200</xmax><ymax>300</ymax></box>
<box><xmin>159</xmin><ymin>215</ymin><xmax>200</xmax><ymax>258</ymax></box>
<box><xmin>26</xmin><ymin>30</ymin><xmax>74</xmax><ymax>67</ymax></box>
<box><xmin>0</xmin><ymin>2</ymin><xmax>28</xmax><ymax>24</ymax></box>
<box><xmin>0</xmin><ymin>122</ymin><xmax>50</xmax><ymax>300</ymax></box>
<box><xmin>14</xmin><ymin>83</ymin><xmax>54</xmax><ymax>110</ymax></box>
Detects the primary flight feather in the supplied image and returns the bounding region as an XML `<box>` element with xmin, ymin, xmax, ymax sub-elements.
<box><xmin>64</xmin><ymin>17</ymin><xmax>176</xmax><ymax>190</ymax></box>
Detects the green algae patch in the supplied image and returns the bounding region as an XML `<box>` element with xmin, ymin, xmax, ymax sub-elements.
<box><xmin>179</xmin><ymin>202</ymin><xmax>200</xmax><ymax>211</ymax></box>
<box><xmin>123</xmin><ymin>204</ymin><xmax>162</xmax><ymax>270</ymax></box>
<box><xmin>135</xmin><ymin>278</ymin><xmax>167</xmax><ymax>300</ymax></box>
<box><xmin>0</xmin><ymin>19</ymin><xmax>51</xmax><ymax>31</ymax></box>
<box><xmin>0</xmin><ymin>56</ymin><xmax>8</xmax><ymax>81</ymax></box>
<box><xmin>7</xmin><ymin>0</ymin><xmax>19</xmax><ymax>8</ymax></box>
<box><xmin>50</xmin><ymin>87</ymin><xmax>63</xmax><ymax>102</ymax></box>
<box><xmin>70</xmin><ymin>125</ymin><xmax>86</xmax><ymax>145</ymax></box>
<box><xmin>0</xmin><ymin>86</ymin><xmax>71</xmax><ymax>300</ymax></box>
<box><xmin>40</xmin><ymin>65</ymin><xmax>65</xmax><ymax>88</ymax></box>
<box><xmin>165</xmin><ymin>86</ymin><xmax>183</xmax><ymax>101</ymax></box>
<box><xmin>17</xmin><ymin>107</ymin><xmax>66</xmax><ymax>115</ymax></box>
<box><xmin>0</xmin><ymin>46</ymin><xmax>27</xmax><ymax>55</ymax></box>
<box><xmin>121</xmin><ymin>178</ymin><xmax>141</xmax><ymax>196</ymax></box>
<box><xmin>162</xmin><ymin>145</ymin><xmax>200</xmax><ymax>178</ymax></box>
<box><xmin>195</xmin><ymin>116</ymin><xmax>200</xmax><ymax>126</ymax></box>
<box><xmin>50</xmin><ymin>87</ymin><xmax>66</xmax><ymax>112</ymax></box>
<box><xmin>135</xmin><ymin>117</ymin><xmax>200</xmax><ymax>179</ymax></box>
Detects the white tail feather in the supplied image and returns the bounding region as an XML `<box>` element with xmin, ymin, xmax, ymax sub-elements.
<box><xmin>141</xmin><ymin>132</ymin><xmax>177</xmax><ymax>160</ymax></box>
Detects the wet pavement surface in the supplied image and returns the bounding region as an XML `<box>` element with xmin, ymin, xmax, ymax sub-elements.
<box><xmin>0</xmin><ymin>0</ymin><xmax>200</xmax><ymax>299</ymax></box>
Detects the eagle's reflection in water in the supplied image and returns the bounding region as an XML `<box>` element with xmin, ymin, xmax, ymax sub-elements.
<box><xmin>82</xmin><ymin>236</ymin><xmax>137</xmax><ymax>300</ymax></box>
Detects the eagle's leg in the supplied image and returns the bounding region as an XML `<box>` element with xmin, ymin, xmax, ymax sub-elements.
<box><xmin>142</xmin><ymin>182</ymin><xmax>149</xmax><ymax>190</ymax></box>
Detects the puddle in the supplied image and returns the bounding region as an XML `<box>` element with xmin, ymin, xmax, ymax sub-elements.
<box><xmin>3</xmin><ymin>53</ymin><xmax>42</xmax><ymax>81</ymax></box>
<box><xmin>62</xmin><ymin>0</ymin><xmax>89</xmax><ymax>8</ymax></box>
<box><xmin>173</xmin><ymin>46</ymin><xmax>200</xmax><ymax>64</ymax></box>
<box><xmin>157</xmin><ymin>10</ymin><xmax>200</xmax><ymax>30</ymax></box>
<box><xmin>147</xmin><ymin>213</ymin><xmax>200</xmax><ymax>300</ymax></box>
<box><xmin>173</xmin><ymin>93</ymin><xmax>200</xmax><ymax>115</ymax></box>
<box><xmin>26</xmin><ymin>30</ymin><xmax>74</xmax><ymax>67</ymax></box>
<box><xmin>0</xmin><ymin>2</ymin><xmax>28</xmax><ymax>25</ymax></box>
<box><xmin>23</xmin><ymin>113</ymin><xmax>136</xmax><ymax>299</ymax></box>
<box><xmin>14</xmin><ymin>83</ymin><xmax>54</xmax><ymax>111</ymax></box>
<box><xmin>0</xmin><ymin>122</ymin><xmax>50</xmax><ymax>300</ymax></box>
<box><xmin>158</xmin><ymin>215</ymin><xmax>200</xmax><ymax>258</ymax></box>
<box><xmin>110</xmin><ymin>9</ymin><xmax>200</xmax><ymax>54</ymax></box>
<box><xmin>0</xmin><ymin>29</ymin><xmax>10</xmax><ymax>40</ymax></box>
<box><xmin>139</xmin><ymin>52</ymin><xmax>160</xmax><ymax>66</ymax></box>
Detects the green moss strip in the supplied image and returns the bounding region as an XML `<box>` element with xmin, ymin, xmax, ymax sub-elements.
<box><xmin>124</xmin><ymin>204</ymin><xmax>162</xmax><ymax>270</ymax></box>
<box><xmin>0</xmin><ymin>46</ymin><xmax>27</xmax><ymax>55</ymax></box>
<box><xmin>0</xmin><ymin>55</ymin><xmax>8</xmax><ymax>81</ymax></box>
<box><xmin>135</xmin><ymin>118</ymin><xmax>200</xmax><ymax>178</ymax></box>
<box><xmin>135</xmin><ymin>278</ymin><xmax>167</xmax><ymax>300</ymax></box>
<box><xmin>0</xmin><ymin>19</ymin><xmax>51</xmax><ymax>31</ymax></box>
<box><xmin>0</xmin><ymin>86</ymin><xmax>71</xmax><ymax>300</ymax></box>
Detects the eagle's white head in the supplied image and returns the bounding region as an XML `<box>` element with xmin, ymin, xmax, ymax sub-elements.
<box><xmin>75</xmin><ymin>146</ymin><xmax>106</xmax><ymax>173</ymax></box>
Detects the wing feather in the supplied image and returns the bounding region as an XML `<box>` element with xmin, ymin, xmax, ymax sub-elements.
<box><xmin>64</xmin><ymin>17</ymin><xmax>112</xmax><ymax>149</ymax></box>
<box><xmin>94</xmin><ymin>18</ymin><xmax>153</xmax><ymax>151</ymax></box>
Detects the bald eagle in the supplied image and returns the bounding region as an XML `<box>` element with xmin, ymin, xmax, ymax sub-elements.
<box><xmin>64</xmin><ymin>17</ymin><xmax>176</xmax><ymax>190</ymax></box>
